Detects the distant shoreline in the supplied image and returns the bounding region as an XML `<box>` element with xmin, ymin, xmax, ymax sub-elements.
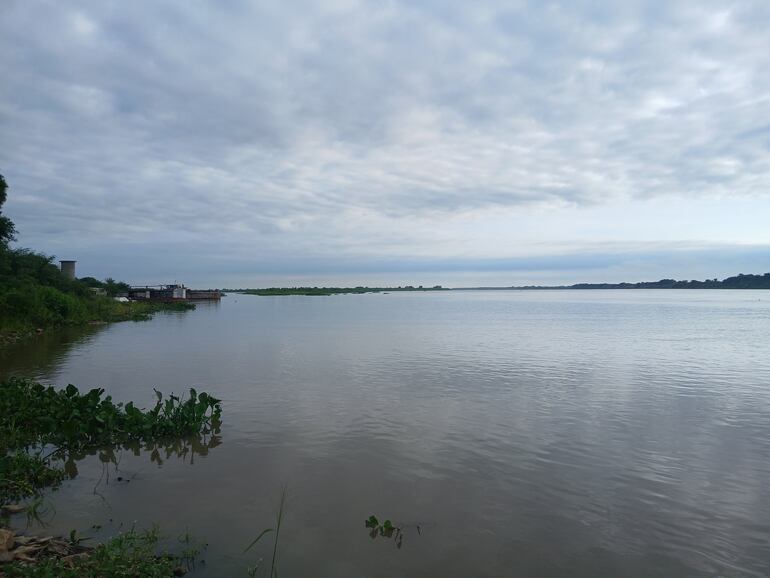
<box><xmin>228</xmin><ymin>274</ymin><xmax>770</xmax><ymax>294</ymax></box>
<box><xmin>454</xmin><ymin>286</ymin><xmax>770</xmax><ymax>290</ymax></box>
<box><xmin>459</xmin><ymin>272</ymin><xmax>770</xmax><ymax>290</ymax></box>
<box><xmin>233</xmin><ymin>286</ymin><xmax>448</xmax><ymax>296</ymax></box>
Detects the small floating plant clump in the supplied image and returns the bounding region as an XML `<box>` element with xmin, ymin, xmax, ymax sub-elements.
<box><xmin>365</xmin><ymin>515</ymin><xmax>405</xmax><ymax>549</ymax></box>
<box><xmin>364</xmin><ymin>515</ymin><xmax>426</xmax><ymax>550</ymax></box>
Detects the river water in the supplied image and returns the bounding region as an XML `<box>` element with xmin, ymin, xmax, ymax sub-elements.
<box><xmin>2</xmin><ymin>290</ymin><xmax>770</xmax><ymax>577</ymax></box>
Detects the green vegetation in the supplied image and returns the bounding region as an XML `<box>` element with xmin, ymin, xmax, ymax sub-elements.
<box><xmin>238</xmin><ymin>285</ymin><xmax>448</xmax><ymax>296</ymax></box>
<box><xmin>365</xmin><ymin>515</ymin><xmax>405</xmax><ymax>548</ymax></box>
<box><xmin>0</xmin><ymin>175</ymin><xmax>16</xmax><ymax>247</ymax></box>
<box><xmin>77</xmin><ymin>276</ymin><xmax>131</xmax><ymax>296</ymax></box>
<box><xmin>0</xmin><ymin>175</ymin><xmax>193</xmax><ymax>342</ymax></box>
<box><xmin>0</xmin><ymin>378</ymin><xmax>221</xmax><ymax>505</ymax></box>
<box><xmin>363</xmin><ymin>514</ymin><xmax>426</xmax><ymax>550</ymax></box>
<box><xmin>2</xmin><ymin>526</ymin><xmax>193</xmax><ymax>577</ymax></box>
<box><xmin>0</xmin><ymin>453</ymin><xmax>66</xmax><ymax>505</ymax></box>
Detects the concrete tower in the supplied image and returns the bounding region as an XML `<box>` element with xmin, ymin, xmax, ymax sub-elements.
<box><xmin>60</xmin><ymin>260</ymin><xmax>76</xmax><ymax>280</ymax></box>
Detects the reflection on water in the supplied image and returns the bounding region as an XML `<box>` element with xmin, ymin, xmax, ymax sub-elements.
<box><xmin>59</xmin><ymin>432</ymin><xmax>223</xmax><ymax>482</ymax></box>
<box><xmin>0</xmin><ymin>324</ymin><xmax>104</xmax><ymax>381</ymax></box>
<box><xmin>4</xmin><ymin>291</ymin><xmax>770</xmax><ymax>577</ymax></box>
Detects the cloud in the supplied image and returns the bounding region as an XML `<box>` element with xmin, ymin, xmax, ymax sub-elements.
<box><xmin>1</xmin><ymin>0</ymin><xmax>769</xmax><ymax>283</ymax></box>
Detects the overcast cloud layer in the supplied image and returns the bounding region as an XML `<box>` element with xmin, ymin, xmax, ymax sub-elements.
<box><xmin>2</xmin><ymin>0</ymin><xmax>770</xmax><ymax>286</ymax></box>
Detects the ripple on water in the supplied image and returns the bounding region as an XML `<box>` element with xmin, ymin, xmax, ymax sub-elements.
<box><xmin>4</xmin><ymin>290</ymin><xmax>770</xmax><ymax>577</ymax></box>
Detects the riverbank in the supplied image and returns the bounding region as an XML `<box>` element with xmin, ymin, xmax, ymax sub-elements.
<box><xmin>0</xmin><ymin>300</ymin><xmax>195</xmax><ymax>349</ymax></box>
<box><xmin>0</xmin><ymin>524</ymin><xmax>196</xmax><ymax>577</ymax></box>
<box><xmin>1</xmin><ymin>186</ymin><xmax>196</xmax><ymax>349</ymax></box>
<box><xmin>0</xmin><ymin>329</ymin><xmax>37</xmax><ymax>349</ymax></box>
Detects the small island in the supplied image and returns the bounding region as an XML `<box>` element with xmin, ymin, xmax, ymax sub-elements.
<box><xmin>234</xmin><ymin>285</ymin><xmax>448</xmax><ymax>296</ymax></box>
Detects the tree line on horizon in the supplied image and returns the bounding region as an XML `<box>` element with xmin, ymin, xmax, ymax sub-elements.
<box><xmin>507</xmin><ymin>273</ymin><xmax>770</xmax><ymax>290</ymax></box>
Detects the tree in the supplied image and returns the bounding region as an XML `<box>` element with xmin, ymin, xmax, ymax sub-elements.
<box><xmin>0</xmin><ymin>174</ymin><xmax>17</xmax><ymax>245</ymax></box>
<box><xmin>104</xmin><ymin>277</ymin><xmax>130</xmax><ymax>296</ymax></box>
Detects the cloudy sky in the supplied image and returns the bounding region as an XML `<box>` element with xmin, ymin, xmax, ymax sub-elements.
<box><xmin>2</xmin><ymin>1</ymin><xmax>769</xmax><ymax>287</ymax></box>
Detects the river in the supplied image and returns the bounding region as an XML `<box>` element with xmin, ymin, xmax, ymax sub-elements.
<box><xmin>2</xmin><ymin>290</ymin><xmax>770</xmax><ymax>577</ymax></box>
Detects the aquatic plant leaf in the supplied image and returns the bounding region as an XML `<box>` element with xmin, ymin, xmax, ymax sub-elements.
<box><xmin>365</xmin><ymin>515</ymin><xmax>379</xmax><ymax>528</ymax></box>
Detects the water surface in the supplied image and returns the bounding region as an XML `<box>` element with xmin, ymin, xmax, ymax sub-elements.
<box><xmin>3</xmin><ymin>290</ymin><xmax>770</xmax><ymax>577</ymax></box>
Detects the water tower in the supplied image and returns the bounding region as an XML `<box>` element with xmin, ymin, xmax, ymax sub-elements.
<box><xmin>60</xmin><ymin>260</ymin><xmax>77</xmax><ymax>280</ymax></box>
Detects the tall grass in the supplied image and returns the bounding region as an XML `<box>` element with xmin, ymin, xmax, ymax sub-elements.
<box><xmin>245</xmin><ymin>486</ymin><xmax>288</xmax><ymax>578</ymax></box>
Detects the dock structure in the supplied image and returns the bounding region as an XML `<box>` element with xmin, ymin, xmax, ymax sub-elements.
<box><xmin>126</xmin><ymin>284</ymin><xmax>223</xmax><ymax>302</ymax></box>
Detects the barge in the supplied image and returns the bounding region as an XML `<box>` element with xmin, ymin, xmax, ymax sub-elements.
<box><xmin>126</xmin><ymin>284</ymin><xmax>223</xmax><ymax>302</ymax></box>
